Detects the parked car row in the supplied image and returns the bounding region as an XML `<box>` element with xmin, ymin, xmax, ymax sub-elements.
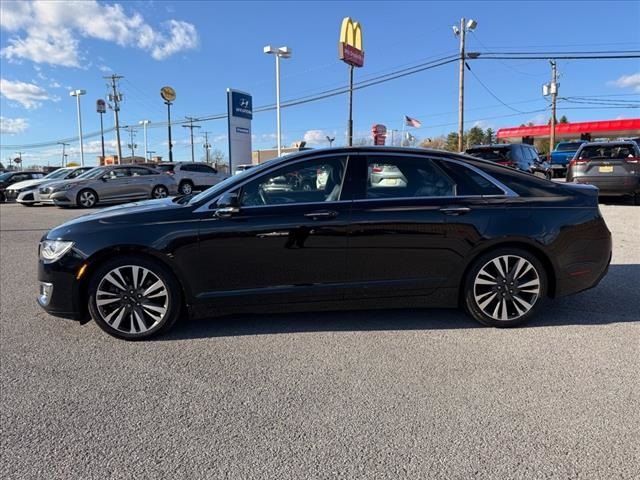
<box><xmin>1</xmin><ymin>162</ymin><xmax>228</xmax><ymax>208</ymax></box>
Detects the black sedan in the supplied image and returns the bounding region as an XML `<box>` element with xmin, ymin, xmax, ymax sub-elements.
<box><xmin>37</xmin><ymin>147</ymin><xmax>612</xmax><ymax>340</ymax></box>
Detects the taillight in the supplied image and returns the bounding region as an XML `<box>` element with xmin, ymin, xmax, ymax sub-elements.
<box><xmin>624</xmin><ymin>157</ymin><xmax>639</xmax><ymax>164</ymax></box>
<box><xmin>569</xmin><ymin>158</ymin><xmax>587</xmax><ymax>167</ymax></box>
<box><xmin>372</xmin><ymin>166</ymin><xmax>383</xmax><ymax>173</ymax></box>
<box><xmin>166</xmin><ymin>171</ymin><xmax>175</xmax><ymax>175</ymax></box>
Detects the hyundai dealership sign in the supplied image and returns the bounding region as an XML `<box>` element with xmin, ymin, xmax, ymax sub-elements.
<box><xmin>227</xmin><ymin>89</ymin><xmax>253</xmax><ymax>171</ymax></box>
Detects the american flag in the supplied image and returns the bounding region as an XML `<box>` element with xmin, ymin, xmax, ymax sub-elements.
<box><xmin>404</xmin><ymin>115</ymin><xmax>422</xmax><ymax>128</ymax></box>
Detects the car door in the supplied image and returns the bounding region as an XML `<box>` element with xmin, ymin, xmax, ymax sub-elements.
<box><xmin>198</xmin><ymin>164</ymin><xmax>219</xmax><ymax>187</ymax></box>
<box><xmin>345</xmin><ymin>153</ymin><xmax>505</xmax><ymax>301</ymax></box>
<box><xmin>193</xmin><ymin>154</ymin><xmax>353</xmax><ymax>311</ymax></box>
<box><xmin>98</xmin><ymin>167</ymin><xmax>133</xmax><ymax>201</ymax></box>
<box><xmin>128</xmin><ymin>167</ymin><xmax>156</xmax><ymax>198</ymax></box>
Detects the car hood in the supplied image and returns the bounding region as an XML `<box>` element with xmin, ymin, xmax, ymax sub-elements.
<box><xmin>47</xmin><ymin>198</ymin><xmax>189</xmax><ymax>238</ymax></box>
<box><xmin>43</xmin><ymin>177</ymin><xmax>95</xmax><ymax>190</ymax></box>
<box><xmin>6</xmin><ymin>178</ymin><xmax>51</xmax><ymax>191</ymax></box>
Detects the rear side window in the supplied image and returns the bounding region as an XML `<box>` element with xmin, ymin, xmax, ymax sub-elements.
<box><xmin>435</xmin><ymin>161</ymin><xmax>505</xmax><ymax>196</ymax></box>
<box><xmin>578</xmin><ymin>144</ymin><xmax>638</xmax><ymax>160</ymax></box>
<box><xmin>473</xmin><ymin>163</ymin><xmax>559</xmax><ymax>197</ymax></box>
<box><xmin>365</xmin><ymin>156</ymin><xmax>456</xmax><ymax>199</ymax></box>
<box><xmin>129</xmin><ymin>167</ymin><xmax>153</xmax><ymax>176</ymax></box>
<box><xmin>466</xmin><ymin>147</ymin><xmax>512</xmax><ymax>162</ymax></box>
<box><xmin>180</xmin><ymin>164</ymin><xmax>197</xmax><ymax>172</ymax></box>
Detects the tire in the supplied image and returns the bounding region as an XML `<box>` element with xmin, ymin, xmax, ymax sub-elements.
<box><xmin>463</xmin><ymin>248</ymin><xmax>547</xmax><ymax>327</ymax></box>
<box><xmin>178</xmin><ymin>181</ymin><xmax>193</xmax><ymax>195</ymax></box>
<box><xmin>77</xmin><ymin>189</ymin><xmax>98</xmax><ymax>208</ymax></box>
<box><xmin>87</xmin><ymin>255</ymin><xmax>181</xmax><ymax>340</ymax></box>
<box><xmin>634</xmin><ymin>193</ymin><xmax>640</xmax><ymax>206</ymax></box>
<box><xmin>151</xmin><ymin>185</ymin><xmax>169</xmax><ymax>199</ymax></box>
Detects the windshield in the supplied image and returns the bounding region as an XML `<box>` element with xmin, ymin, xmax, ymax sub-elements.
<box><xmin>76</xmin><ymin>167</ymin><xmax>107</xmax><ymax>179</ymax></box>
<box><xmin>155</xmin><ymin>164</ymin><xmax>174</xmax><ymax>172</ymax></box>
<box><xmin>44</xmin><ymin>168</ymin><xmax>72</xmax><ymax>179</ymax></box>
<box><xmin>556</xmin><ymin>142</ymin><xmax>583</xmax><ymax>151</ymax></box>
<box><xmin>188</xmin><ymin>164</ymin><xmax>269</xmax><ymax>204</ymax></box>
<box><xmin>0</xmin><ymin>172</ymin><xmax>14</xmax><ymax>181</ymax></box>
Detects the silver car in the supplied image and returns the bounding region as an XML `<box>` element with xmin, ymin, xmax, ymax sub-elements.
<box><xmin>43</xmin><ymin>165</ymin><xmax>177</xmax><ymax>208</ymax></box>
<box><xmin>5</xmin><ymin>166</ymin><xmax>94</xmax><ymax>206</ymax></box>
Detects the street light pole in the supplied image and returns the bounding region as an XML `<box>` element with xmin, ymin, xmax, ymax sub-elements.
<box><xmin>57</xmin><ymin>142</ymin><xmax>69</xmax><ymax>167</ymax></box>
<box><xmin>70</xmin><ymin>89</ymin><xmax>86</xmax><ymax>165</ymax></box>
<box><xmin>264</xmin><ymin>45</ymin><xmax>292</xmax><ymax>157</ymax></box>
<box><xmin>166</xmin><ymin>101</ymin><xmax>173</xmax><ymax>162</ymax></box>
<box><xmin>549</xmin><ymin>60</ymin><xmax>558</xmax><ymax>156</ymax></box>
<box><xmin>139</xmin><ymin>120</ymin><xmax>150</xmax><ymax>161</ymax></box>
<box><xmin>453</xmin><ymin>18</ymin><xmax>477</xmax><ymax>152</ymax></box>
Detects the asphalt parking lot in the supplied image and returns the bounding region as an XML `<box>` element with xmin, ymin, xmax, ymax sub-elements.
<box><xmin>1</xmin><ymin>202</ymin><xmax>638</xmax><ymax>479</ymax></box>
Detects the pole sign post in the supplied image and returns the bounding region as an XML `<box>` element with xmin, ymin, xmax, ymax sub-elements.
<box><xmin>371</xmin><ymin>124</ymin><xmax>387</xmax><ymax>145</ymax></box>
<box><xmin>226</xmin><ymin>88</ymin><xmax>253</xmax><ymax>174</ymax></box>
<box><xmin>96</xmin><ymin>99</ymin><xmax>106</xmax><ymax>114</ymax></box>
<box><xmin>338</xmin><ymin>17</ymin><xmax>364</xmax><ymax>67</ymax></box>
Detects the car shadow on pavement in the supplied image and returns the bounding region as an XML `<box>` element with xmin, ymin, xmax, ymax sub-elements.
<box><xmin>156</xmin><ymin>264</ymin><xmax>639</xmax><ymax>341</ymax></box>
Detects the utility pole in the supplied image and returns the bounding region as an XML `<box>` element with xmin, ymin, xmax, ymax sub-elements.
<box><xmin>57</xmin><ymin>142</ymin><xmax>69</xmax><ymax>167</ymax></box>
<box><xmin>203</xmin><ymin>131</ymin><xmax>211</xmax><ymax>164</ymax></box>
<box><xmin>127</xmin><ymin>127</ymin><xmax>137</xmax><ymax>159</ymax></box>
<box><xmin>457</xmin><ymin>18</ymin><xmax>466</xmax><ymax>152</ymax></box>
<box><xmin>549</xmin><ymin>60</ymin><xmax>558</xmax><ymax>155</ymax></box>
<box><xmin>182</xmin><ymin>117</ymin><xmax>201</xmax><ymax>162</ymax></box>
<box><xmin>453</xmin><ymin>18</ymin><xmax>478</xmax><ymax>152</ymax></box>
<box><xmin>105</xmin><ymin>74</ymin><xmax>124</xmax><ymax>163</ymax></box>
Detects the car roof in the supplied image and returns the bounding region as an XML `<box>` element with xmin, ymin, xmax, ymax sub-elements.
<box><xmin>578</xmin><ymin>141</ymin><xmax>638</xmax><ymax>147</ymax></box>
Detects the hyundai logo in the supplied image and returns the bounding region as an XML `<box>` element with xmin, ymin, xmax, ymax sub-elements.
<box><xmin>239</xmin><ymin>98</ymin><xmax>249</xmax><ymax>108</ymax></box>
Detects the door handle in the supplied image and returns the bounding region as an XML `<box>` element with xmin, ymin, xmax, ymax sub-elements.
<box><xmin>439</xmin><ymin>206</ymin><xmax>471</xmax><ymax>215</ymax></box>
<box><xmin>304</xmin><ymin>210</ymin><xmax>338</xmax><ymax>220</ymax></box>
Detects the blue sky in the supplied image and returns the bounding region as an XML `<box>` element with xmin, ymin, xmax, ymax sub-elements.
<box><xmin>1</xmin><ymin>0</ymin><xmax>639</xmax><ymax>166</ymax></box>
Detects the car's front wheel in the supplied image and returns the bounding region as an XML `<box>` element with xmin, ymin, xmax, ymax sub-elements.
<box><xmin>178</xmin><ymin>181</ymin><xmax>193</xmax><ymax>195</ymax></box>
<box><xmin>464</xmin><ymin>248</ymin><xmax>547</xmax><ymax>327</ymax></box>
<box><xmin>88</xmin><ymin>256</ymin><xmax>181</xmax><ymax>340</ymax></box>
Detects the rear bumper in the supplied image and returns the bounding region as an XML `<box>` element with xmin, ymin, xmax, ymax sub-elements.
<box><xmin>568</xmin><ymin>175</ymin><xmax>639</xmax><ymax>196</ymax></box>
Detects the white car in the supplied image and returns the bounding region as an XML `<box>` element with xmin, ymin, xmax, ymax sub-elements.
<box><xmin>155</xmin><ymin>162</ymin><xmax>227</xmax><ymax>195</ymax></box>
<box><xmin>5</xmin><ymin>166</ymin><xmax>94</xmax><ymax>206</ymax></box>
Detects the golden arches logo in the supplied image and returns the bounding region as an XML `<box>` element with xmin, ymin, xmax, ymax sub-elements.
<box><xmin>338</xmin><ymin>17</ymin><xmax>364</xmax><ymax>67</ymax></box>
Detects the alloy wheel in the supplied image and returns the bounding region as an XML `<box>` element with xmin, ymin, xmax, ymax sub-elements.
<box><xmin>153</xmin><ymin>186</ymin><xmax>168</xmax><ymax>198</ymax></box>
<box><xmin>180</xmin><ymin>182</ymin><xmax>193</xmax><ymax>195</ymax></box>
<box><xmin>473</xmin><ymin>255</ymin><xmax>541</xmax><ymax>321</ymax></box>
<box><xmin>95</xmin><ymin>265</ymin><xmax>169</xmax><ymax>335</ymax></box>
<box><xmin>79</xmin><ymin>190</ymin><xmax>96</xmax><ymax>208</ymax></box>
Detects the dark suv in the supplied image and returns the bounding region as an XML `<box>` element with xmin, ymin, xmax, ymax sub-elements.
<box><xmin>465</xmin><ymin>144</ymin><xmax>551</xmax><ymax>179</ymax></box>
<box><xmin>567</xmin><ymin>141</ymin><xmax>640</xmax><ymax>204</ymax></box>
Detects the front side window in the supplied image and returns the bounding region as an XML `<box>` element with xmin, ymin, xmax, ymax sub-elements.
<box><xmin>365</xmin><ymin>156</ymin><xmax>455</xmax><ymax>199</ymax></box>
<box><xmin>240</xmin><ymin>157</ymin><xmax>346</xmax><ymax>207</ymax></box>
<box><xmin>106</xmin><ymin>168</ymin><xmax>130</xmax><ymax>179</ymax></box>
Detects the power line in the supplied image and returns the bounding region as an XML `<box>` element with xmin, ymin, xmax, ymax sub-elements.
<box><xmin>5</xmin><ymin>50</ymin><xmax>639</xmax><ymax>149</ymax></box>
<box><xmin>466</xmin><ymin>64</ymin><xmax>526</xmax><ymax>113</ymax></box>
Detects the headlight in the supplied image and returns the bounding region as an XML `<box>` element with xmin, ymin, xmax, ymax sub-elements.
<box><xmin>52</xmin><ymin>184</ymin><xmax>74</xmax><ymax>193</ymax></box>
<box><xmin>39</xmin><ymin>240</ymin><xmax>74</xmax><ymax>263</ymax></box>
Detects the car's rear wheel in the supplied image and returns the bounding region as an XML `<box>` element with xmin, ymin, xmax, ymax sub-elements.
<box><xmin>464</xmin><ymin>248</ymin><xmax>547</xmax><ymax>327</ymax></box>
<box><xmin>151</xmin><ymin>185</ymin><xmax>169</xmax><ymax>199</ymax></box>
<box><xmin>77</xmin><ymin>189</ymin><xmax>98</xmax><ymax>208</ymax></box>
<box><xmin>178</xmin><ymin>181</ymin><xmax>193</xmax><ymax>195</ymax></box>
<box><xmin>88</xmin><ymin>256</ymin><xmax>181</xmax><ymax>340</ymax></box>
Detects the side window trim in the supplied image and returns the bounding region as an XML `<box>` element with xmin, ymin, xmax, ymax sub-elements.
<box><xmin>361</xmin><ymin>152</ymin><xmax>517</xmax><ymax>199</ymax></box>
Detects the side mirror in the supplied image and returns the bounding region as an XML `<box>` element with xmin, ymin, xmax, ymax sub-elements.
<box><xmin>214</xmin><ymin>192</ymin><xmax>240</xmax><ymax>218</ymax></box>
<box><xmin>101</xmin><ymin>175</ymin><xmax>109</xmax><ymax>182</ymax></box>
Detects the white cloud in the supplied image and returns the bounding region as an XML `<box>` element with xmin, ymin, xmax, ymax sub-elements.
<box><xmin>0</xmin><ymin>78</ymin><xmax>52</xmax><ymax>108</ymax></box>
<box><xmin>0</xmin><ymin>116</ymin><xmax>28</xmax><ymax>134</ymax></box>
<box><xmin>303</xmin><ymin>129</ymin><xmax>336</xmax><ymax>146</ymax></box>
<box><xmin>0</xmin><ymin>1</ymin><xmax>199</xmax><ymax>67</ymax></box>
<box><xmin>98</xmin><ymin>65</ymin><xmax>112</xmax><ymax>73</ymax></box>
<box><xmin>609</xmin><ymin>72</ymin><xmax>640</xmax><ymax>92</ymax></box>
<box><xmin>526</xmin><ymin>113</ymin><xmax>547</xmax><ymax>125</ymax></box>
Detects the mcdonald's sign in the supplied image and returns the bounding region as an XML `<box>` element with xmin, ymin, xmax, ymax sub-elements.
<box><xmin>338</xmin><ymin>17</ymin><xmax>364</xmax><ymax>67</ymax></box>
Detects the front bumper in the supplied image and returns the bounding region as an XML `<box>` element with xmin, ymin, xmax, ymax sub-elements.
<box><xmin>50</xmin><ymin>191</ymin><xmax>75</xmax><ymax>205</ymax></box>
<box><xmin>16</xmin><ymin>189</ymin><xmax>38</xmax><ymax>204</ymax></box>
<box><xmin>37</xmin><ymin>255</ymin><xmax>88</xmax><ymax>321</ymax></box>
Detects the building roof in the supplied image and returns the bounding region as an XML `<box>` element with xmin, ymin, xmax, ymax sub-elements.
<box><xmin>497</xmin><ymin>118</ymin><xmax>640</xmax><ymax>141</ymax></box>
